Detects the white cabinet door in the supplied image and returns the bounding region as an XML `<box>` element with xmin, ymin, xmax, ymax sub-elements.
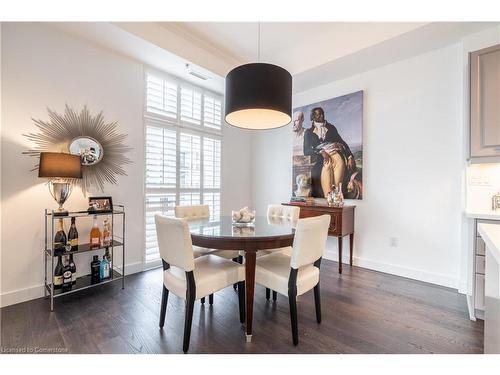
<box><xmin>475</xmin><ymin>274</ymin><xmax>485</xmax><ymax>310</ymax></box>
<box><xmin>485</xmin><ymin>248</ymin><xmax>500</xmax><ymax>353</ymax></box>
<box><xmin>470</xmin><ymin>44</ymin><xmax>500</xmax><ymax>159</ymax></box>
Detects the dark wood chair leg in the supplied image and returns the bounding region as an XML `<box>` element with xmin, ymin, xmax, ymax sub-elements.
<box><xmin>209</xmin><ymin>294</ymin><xmax>214</xmax><ymax>305</ymax></box>
<box><xmin>238</xmin><ymin>281</ymin><xmax>246</xmax><ymax>323</ymax></box>
<box><xmin>313</xmin><ymin>283</ymin><xmax>321</xmax><ymax>324</ymax></box>
<box><xmin>349</xmin><ymin>233</ymin><xmax>354</xmax><ymax>267</ymax></box>
<box><xmin>159</xmin><ymin>285</ymin><xmax>169</xmax><ymax>328</ymax></box>
<box><xmin>288</xmin><ymin>268</ymin><xmax>299</xmax><ymax>346</ymax></box>
<box><xmin>183</xmin><ymin>271</ymin><xmax>196</xmax><ymax>353</ymax></box>
<box><xmin>201</xmin><ymin>297</ymin><xmax>205</xmax><ymax>304</ymax></box>
<box><xmin>233</xmin><ymin>256</ymin><xmax>242</xmax><ymax>290</ymax></box>
<box><xmin>272</xmin><ymin>291</ymin><xmax>277</xmax><ymax>301</ymax></box>
<box><xmin>338</xmin><ymin>236</ymin><xmax>343</xmax><ymax>274</ymax></box>
<box><xmin>266</xmin><ymin>288</ymin><xmax>270</xmax><ymax>300</ymax></box>
<box><xmin>288</xmin><ymin>294</ymin><xmax>298</xmax><ymax>346</ymax></box>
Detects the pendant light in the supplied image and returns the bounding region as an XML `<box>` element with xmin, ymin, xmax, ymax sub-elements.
<box><xmin>225</xmin><ymin>23</ymin><xmax>292</xmax><ymax>130</ymax></box>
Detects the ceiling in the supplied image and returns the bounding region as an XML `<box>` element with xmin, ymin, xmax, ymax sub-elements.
<box><xmin>162</xmin><ymin>22</ymin><xmax>428</xmax><ymax>75</ymax></box>
<box><xmin>54</xmin><ymin>22</ymin><xmax>499</xmax><ymax>94</ymax></box>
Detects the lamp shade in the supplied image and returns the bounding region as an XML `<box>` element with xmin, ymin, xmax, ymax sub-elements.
<box><xmin>225</xmin><ymin>63</ymin><xmax>292</xmax><ymax>130</ymax></box>
<box><xmin>38</xmin><ymin>152</ymin><xmax>82</xmax><ymax>178</ymax></box>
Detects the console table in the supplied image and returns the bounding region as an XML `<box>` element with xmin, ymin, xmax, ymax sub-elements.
<box><xmin>282</xmin><ymin>203</ymin><xmax>355</xmax><ymax>274</ymax></box>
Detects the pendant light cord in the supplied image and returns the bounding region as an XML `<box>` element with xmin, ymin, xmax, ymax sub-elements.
<box><xmin>258</xmin><ymin>22</ymin><xmax>261</xmax><ymax>63</ymax></box>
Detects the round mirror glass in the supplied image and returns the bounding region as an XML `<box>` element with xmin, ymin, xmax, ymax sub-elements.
<box><xmin>69</xmin><ymin>137</ymin><xmax>104</xmax><ymax>165</ymax></box>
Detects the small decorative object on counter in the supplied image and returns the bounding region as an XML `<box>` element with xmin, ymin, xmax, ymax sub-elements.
<box><xmin>102</xmin><ymin>218</ymin><xmax>111</xmax><ymax>246</ymax></box>
<box><xmin>232</xmin><ymin>207</ymin><xmax>256</xmax><ymax>226</ymax></box>
<box><xmin>90</xmin><ymin>255</ymin><xmax>101</xmax><ymax>284</ymax></box>
<box><xmin>68</xmin><ymin>217</ymin><xmax>79</xmax><ymax>251</ymax></box>
<box><xmin>53</xmin><ymin>218</ymin><xmax>67</xmax><ymax>255</ymax></box>
<box><xmin>54</xmin><ymin>255</ymin><xmax>64</xmax><ymax>290</ymax></box>
<box><xmin>492</xmin><ymin>192</ymin><xmax>500</xmax><ymax>210</ymax></box>
<box><xmin>327</xmin><ymin>184</ymin><xmax>344</xmax><ymax>207</ymax></box>
<box><xmin>90</xmin><ymin>215</ymin><xmax>101</xmax><ymax>248</ymax></box>
<box><xmin>88</xmin><ymin>196</ymin><xmax>113</xmax><ymax>213</ymax></box>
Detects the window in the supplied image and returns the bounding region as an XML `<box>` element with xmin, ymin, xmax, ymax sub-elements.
<box><xmin>144</xmin><ymin>71</ymin><xmax>222</xmax><ymax>266</ymax></box>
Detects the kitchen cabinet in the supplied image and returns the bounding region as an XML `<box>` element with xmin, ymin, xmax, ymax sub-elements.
<box><xmin>470</xmin><ymin>43</ymin><xmax>500</xmax><ymax>161</ymax></box>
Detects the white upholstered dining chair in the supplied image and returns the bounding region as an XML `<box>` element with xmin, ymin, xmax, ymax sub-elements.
<box><xmin>175</xmin><ymin>204</ymin><xmax>242</xmax><ymax>302</ymax></box>
<box><xmin>263</xmin><ymin>204</ymin><xmax>301</xmax><ymax>301</ymax></box>
<box><xmin>155</xmin><ymin>214</ymin><xmax>246</xmax><ymax>353</ymax></box>
<box><xmin>255</xmin><ymin>214</ymin><xmax>330</xmax><ymax>346</ymax></box>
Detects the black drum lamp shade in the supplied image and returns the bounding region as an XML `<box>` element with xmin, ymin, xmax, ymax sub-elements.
<box><xmin>38</xmin><ymin>152</ymin><xmax>82</xmax><ymax>179</ymax></box>
<box><xmin>225</xmin><ymin>63</ymin><xmax>292</xmax><ymax>130</ymax></box>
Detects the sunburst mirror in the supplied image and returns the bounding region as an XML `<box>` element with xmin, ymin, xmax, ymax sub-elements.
<box><xmin>24</xmin><ymin>105</ymin><xmax>132</xmax><ymax>194</ymax></box>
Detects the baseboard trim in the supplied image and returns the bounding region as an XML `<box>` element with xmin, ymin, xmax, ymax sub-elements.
<box><xmin>0</xmin><ymin>261</ymin><xmax>143</xmax><ymax>308</ymax></box>
<box><xmin>324</xmin><ymin>250</ymin><xmax>459</xmax><ymax>290</ymax></box>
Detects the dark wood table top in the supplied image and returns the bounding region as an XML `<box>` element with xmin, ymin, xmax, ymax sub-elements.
<box><xmin>187</xmin><ymin>216</ymin><xmax>295</xmax><ymax>251</ymax></box>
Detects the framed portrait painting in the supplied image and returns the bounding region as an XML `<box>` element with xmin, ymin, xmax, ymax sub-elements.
<box><xmin>292</xmin><ymin>90</ymin><xmax>363</xmax><ymax>199</ymax></box>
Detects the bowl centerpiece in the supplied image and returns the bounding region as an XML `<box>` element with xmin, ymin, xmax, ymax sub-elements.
<box><xmin>232</xmin><ymin>207</ymin><xmax>255</xmax><ymax>227</ymax></box>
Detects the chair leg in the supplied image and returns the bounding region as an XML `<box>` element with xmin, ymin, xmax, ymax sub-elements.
<box><xmin>288</xmin><ymin>268</ymin><xmax>299</xmax><ymax>346</ymax></box>
<box><xmin>183</xmin><ymin>296</ymin><xmax>195</xmax><ymax>353</ymax></box>
<box><xmin>266</xmin><ymin>288</ymin><xmax>270</xmax><ymax>300</ymax></box>
<box><xmin>209</xmin><ymin>294</ymin><xmax>214</xmax><ymax>305</ymax></box>
<box><xmin>233</xmin><ymin>257</ymin><xmax>239</xmax><ymax>290</ymax></box>
<box><xmin>238</xmin><ymin>281</ymin><xmax>246</xmax><ymax>323</ymax></box>
<box><xmin>183</xmin><ymin>271</ymin><xmax>196</xmax><ymax>353</ymax></box>
<box><xmin>313</xmin><ymin>283</ymin><xmax>321</xmax><ymax>324</ymax></box>
<box><xmin>288</xmin><ymin>293</ymin><xmax>299</xmax><ymax>346</ymax></box>
<box><xmin>201</xmin><ymin>297</ymin><xmax>205</xmax><ymax>304</ymax></box>
<box><xmin>159</xmin><ymin>285</ymin><xmax>169</xmax><ymax>328</ymax></box>
<box><xmin>272</xmin><ymin>291</ymin><xmax>277</xmax><ymax>301</ymax></box>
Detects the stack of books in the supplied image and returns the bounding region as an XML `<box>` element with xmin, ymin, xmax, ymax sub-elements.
<box><xmin>289</xmin><ymin>196</ymin><xmax>315</xmax><ymax>205</ymax></box>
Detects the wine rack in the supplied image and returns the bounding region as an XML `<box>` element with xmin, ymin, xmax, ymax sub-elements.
<box><xmin>44</xmin><ymin>205</ymin><xmax>125</xmax><ymax>311</ymax></box>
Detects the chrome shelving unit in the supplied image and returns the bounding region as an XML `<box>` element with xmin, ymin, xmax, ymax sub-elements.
<box><xmin>44</xmin><ymin>205</ymin><xmax>125</xmax><ymax>311</ymax></box>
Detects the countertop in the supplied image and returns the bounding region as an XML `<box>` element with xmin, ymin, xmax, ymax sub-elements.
<box><xmin>465</xmin><ymin>210</ymin><xmax>500</xmax><ymax>220</ymax></box>
<box><xmin>478</xmin><ymin>223</ymin><xmax>500</xmax><ymax>265</ymax></box>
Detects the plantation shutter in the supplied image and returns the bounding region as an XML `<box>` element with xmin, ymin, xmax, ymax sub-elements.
<box><xmin>204</xmin><ymin>95</ymin><xmax>222</xmax><ymax>130</ymax></box>
<box><xmin>146</xmin><ymin>74</ymin><xmax>178</xmax><ymax>119</ymax></box>
<box><xmin>144</xmin><ymin>70</ymin><xmax>222</xmax><ymax>266</ymax></box>
<box><xmin>180</xmin><ymin>86</ymin><xmax>202</xmax><ymax>125</ymax></box>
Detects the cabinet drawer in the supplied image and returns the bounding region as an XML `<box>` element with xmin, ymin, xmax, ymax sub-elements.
<box><xmin>476</xmin><ymin>237</ymin><xmax>486</xmax><ymax>255</ymax></box>
<box><xmin>475</xmin><ymin>274</ymin><xmax>485</xmax><ymax>310</ymax></box>
<box><xmin>300</xmin><ymin>210</ymin><xmax>340</xmax><ymax>234</ymax></box>
<box><xmin>476</xmin><ymin>255</ymin><xmax>485</xmax><ymax>274</ymax></box>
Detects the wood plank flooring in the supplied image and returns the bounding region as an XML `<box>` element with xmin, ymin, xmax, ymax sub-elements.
<box><xmin>0</xmin><ymin>260</ymin><xmax>483</xmax><ymax>354</ymax></box>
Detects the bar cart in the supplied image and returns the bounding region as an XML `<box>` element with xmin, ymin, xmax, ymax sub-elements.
<box><xmin>44</xmin><ymin>205</ymin><xmax>125</xmax><ymax>311</ymax></box>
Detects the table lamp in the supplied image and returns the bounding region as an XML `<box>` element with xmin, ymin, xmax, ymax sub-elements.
<box><xmin>38</xmin><ymin>152</ymin><xmax>82</xmax><ymax>216</ymax></box>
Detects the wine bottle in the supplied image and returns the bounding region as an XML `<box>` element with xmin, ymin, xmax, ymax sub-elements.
<box><xmin>54</xmin><ymin>218</ymin><xmax>67</xmax><ymax>255</ymax></box>
<box><xmin>69</xmin><ymin>254</ymin><xmax>77</xmax><ymax>285</ymax></box>
<box><xmin>53</xmin><ymin>255</ymin><xmax>63</xmax><ymax>290</ymax></box>
<box><xmin>100</xmin><ymin>256</ymin><xmax>110</xmax><ymax>280</ymax></box>
<box><xmin>62</xmin><ymin>256</ymin><xmax>72</xmax><ymax>292</ymax></box>
<box><xmin>102</xmin><ymin>218</ymin><xmax>111</xmax><ymax>247</ymax></box>
<box><xmin>104</xmin><ymin>247</ymin><xmax>112</xmax><ymax>269</ymax></box>
<box><xmin>90</xmin><ymin>255</ymin><xmax>101</xmax><ymax>284</ymax></box>
<box><xmin>90</xmin><ymin>215</ymin><xmax>101</xmax><ymax>249</ymax></box>
<box><xmin>68</xmin><ymin>217</ymin><xmax>79</xmax><ymax>251</ymax></box>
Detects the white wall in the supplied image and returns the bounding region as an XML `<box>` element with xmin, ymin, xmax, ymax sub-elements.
<box><xmin>0</xmin><ymin>23</ymin><xmax>252</xmax><ymax>307</ymax></box>
<box><xmin>253</xmin><ymin>43</ymin><xmax>464</xmax><ymax>288</ymax></box>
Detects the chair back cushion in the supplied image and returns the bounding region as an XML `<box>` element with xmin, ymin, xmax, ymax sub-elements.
<box><xmin>155</xmin><ymin>215</ymin><xmax>195</xmax><ymax>272</ymax></box>
<box><xmin>175</xmin><ymin>204</ymin><xmax>210</xmax><ymax>220</ymax></box>
<box><xmin>267</xmin><ymin>204</ymin><xmax>300</xmax><ymax>221</ymax></box>
<box><xmin>290</xmin><ymin>215</ymin><xmax>331</xmax><ymax>269</ymax></box>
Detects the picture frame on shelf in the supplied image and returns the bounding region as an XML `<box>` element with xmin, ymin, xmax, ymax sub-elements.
<box><xmin>88</xmin><ymin>196</ymin><xmax>113</xmax><ymax>213</ymax></box>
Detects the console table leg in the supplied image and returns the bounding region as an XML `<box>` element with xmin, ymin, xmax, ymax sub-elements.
<box><xmin>349</xmin><ymin>233</ymin><xmax>354</xmax><ymax>267</ymax></box>
<box><xmin>338</xmin><ymin>236</ymin><xmax>343</xmax><ymax>274</ymax></box>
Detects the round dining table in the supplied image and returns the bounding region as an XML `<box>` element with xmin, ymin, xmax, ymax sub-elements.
<box><xmin>187</xmin><ymin>215</ymin><xmax>296</xmax><ymax>342</ymax></box>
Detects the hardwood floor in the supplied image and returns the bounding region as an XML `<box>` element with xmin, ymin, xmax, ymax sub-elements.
<box><xmin>0</xmin><ymin>260</ymin><xmax>483</xmax><ymax>354</ymax></box>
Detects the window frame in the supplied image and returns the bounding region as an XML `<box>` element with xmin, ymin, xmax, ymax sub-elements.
<box><xmin>143</xmin><ymin>68</ymin><xmax>223</xmax><ymax>269</ymax></box>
